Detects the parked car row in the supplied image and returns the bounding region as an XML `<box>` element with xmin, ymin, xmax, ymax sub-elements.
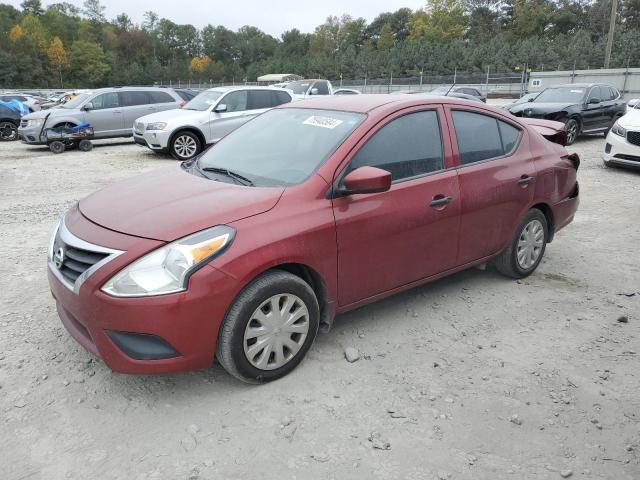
<box><xmin>46</xmin><ymin>93</ymin><xmax>580</xmax><ymax>382</ymax></box>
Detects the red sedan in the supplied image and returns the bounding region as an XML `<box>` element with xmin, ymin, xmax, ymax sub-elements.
<box><xmin>47</xmin><ymin>95</ymin><xmax>579</xmax><ymax>382</ymax></box>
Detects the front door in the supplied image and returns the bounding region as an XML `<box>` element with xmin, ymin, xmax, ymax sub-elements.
<box><xmin>333</xmin><ymin>108</ymin><xmax>460</xmax><ymax>306</ymax></box>
<box><xmin>208</xmin><ymin>90</ymin><xmax>251</xmax><ymax>143</ymax></box>
<box><xmin>83</xmin><ymin>92</ymin><xmax>124</xmax><ymax>137</ymax></box>
<box><xmin>447</xmin><ymin>107</ymin><xmax>535</xmax><ymax>264</ymax></box>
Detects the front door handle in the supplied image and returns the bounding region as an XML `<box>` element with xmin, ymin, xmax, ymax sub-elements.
<box><xmin>429</xmin><ymin>195</ymin><xmax>453</xmax><ymax>208</ymax></box>
<box><xmin>518</xmin><ymin>175</ymin><xmax>534</xmax><ymax>186</ymax></box>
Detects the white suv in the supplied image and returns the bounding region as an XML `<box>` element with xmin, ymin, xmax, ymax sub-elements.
<box><xmin>133</xmin><ymin>86</ymin><xmax>294</xmax><ymax>160</ymax></box>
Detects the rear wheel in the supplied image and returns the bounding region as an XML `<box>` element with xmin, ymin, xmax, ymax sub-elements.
<box><xmin>78</xmin><ymin>139</ymin><xmax>93</xmax><ymax>152</ymax></box>
<box><xmin>0</xmin><ymin>121</ymin><xmax>18</xmax><ymax>141</ymax></box>
<box><xmin>170</xmin><ymin>131</ymin><xmax>201</xmax><ymax>160</ymax></box>
<box><xmin>565</xmin><ymin>118</ymin><xmax>579</xmax><ymax>145</ymax></box>
<box><xmin>49</xmin><ymin>141</ymin><xmax>65</xmax><ymax>154</ymax></box>
<box><xmin>216</xmin><ymin>270</ymin><xmax>320</xmax><ymax>383</ymax></box>
<box><xmin>494</xmin><ymin>209</ymin><xmax>548</xmax><ymax>279</ymax></box>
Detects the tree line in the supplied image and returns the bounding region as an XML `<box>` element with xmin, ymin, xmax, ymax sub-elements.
<box><xmin>1</xmin><ymin>0</ymin><xmax>639</xmax><ymax>89</ymax></box>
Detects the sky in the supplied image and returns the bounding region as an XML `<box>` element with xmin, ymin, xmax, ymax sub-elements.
<box><xmin>4</xmin><ymin>0</ymin><xmax>427</xmax><ymax>36</ymax></box>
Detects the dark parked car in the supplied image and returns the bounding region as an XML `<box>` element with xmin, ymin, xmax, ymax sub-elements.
<box><xmin>48</xmin><ymin>95</ymin><xmax>579</xmax><ymax>382</ymax></box>
<box><xmin>431</xmin><ymin>86</ymin><xmax>486</xmax><ymax>102</ymax></box>
<box><xmin>0</xmin><ymin>104</ymin><xmax>21</xmax><ymax>141</ymax></box>
<box><xmin>508</xmin><ymin>83</ymin><xmax>626</xmax><ymax>145</ymax></box>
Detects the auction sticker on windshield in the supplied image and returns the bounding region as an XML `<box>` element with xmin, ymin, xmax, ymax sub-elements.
<box><xmin>303</xmin><ymin>115</ymin><xmax>344</xmax><ymax>129</ymax></box>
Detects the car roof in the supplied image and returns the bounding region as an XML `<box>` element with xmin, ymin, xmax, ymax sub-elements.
<box><xmin>206</xmin><ymin>85</ymin><xmax>291</xmax><ymax>93</ymax></box>
<box><xmin>90</xmin><ymin>86</ymin><xmax>176</xmax><ymax>93</ymax></box>
<box><xmin>282</xmin><ymin>94</ymin><xmax>494</xmax><ymax>114</ymax></box>
<box><xmin>548</xmin><ymin>83</ymin><xmax>611</xmax><ymax>88</ymax></box>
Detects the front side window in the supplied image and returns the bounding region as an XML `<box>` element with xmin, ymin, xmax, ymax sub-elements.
<box><xmin>452</xmin><ymin>111</ymin><xmax>521</xmax><ymax>165</ymax></box>
<box><xmin>313</xmin><ymin>81</ymin><xmax>330</xmax><ymax>95</ymax></box>
<box><xmin>348</xmin><ymin>111</ymin><xmax>444</xmax><ymax>181</ymax></box>
<box><xmin>197</xmin><ymin>108</ymin><xmax>364</xmax><ymax>186</ymax></box>
<box><xmin>91</xmin><ymin>92</ymin><xmax>120</xmax><ymax>110</ymax></box>
<box><xmin>222</xmin><ymin>91</ymin><xmax>248</xmax><ymax>112</ymax></box>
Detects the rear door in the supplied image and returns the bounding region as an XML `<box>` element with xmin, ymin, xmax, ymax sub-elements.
<box><xmin>120</xmin><ymin>91</ymin><xmax>154</xmax><ymax>131</ymax></box>
<box><xmin>446</xmin><ymin>107</ymin><xmax>534</xmax><ymax>265</ymax></box>
<box><xmin>333</xmin><ymin>107</ymin><xmax>461</xmax><ymax>306</ymax></box>
<box><xmin>149</xmin><ymin>90</ymin><xmax>179</xmax><ymax>113</ymax></box>
<box><xmin>83</xmin><ymin>92</ymin><xmax>124</xmax><ymax>137</ymax></box>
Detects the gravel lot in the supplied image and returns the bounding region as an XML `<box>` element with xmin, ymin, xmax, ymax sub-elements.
<box><xmin>1</xmin><ymin>131</ymin><xmax>639</xmax><ymax>480</ymax></box>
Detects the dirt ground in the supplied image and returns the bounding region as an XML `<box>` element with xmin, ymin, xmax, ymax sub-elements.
<box><xmin>0</xmin><ymin>130</ymin><xmax>639</xmax><ymax>480</ymax></box>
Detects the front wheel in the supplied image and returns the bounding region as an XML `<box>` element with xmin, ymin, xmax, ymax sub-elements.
<box><xmin>216</xmin><ymin>270</ymin><xmax>320</xmax><ymax>383</ymax></box>
<box><xmin>170</xmin><ymin>131</ymin><xmax>201</xmax><ymax>160</ymax></box>
<box><xmin>0</xmin><ymin>121</ymin><xmax>18</xmax><ymax>141</ymax></box>
<box><xmin>565</xmin><ymin>118</ymin><xmax>579</xmax><ymax>145</ymax></box>
<box><xmin>493</xmin><ymin>208</ymin><xmax>548</xmax><ymax>279</ymax></box>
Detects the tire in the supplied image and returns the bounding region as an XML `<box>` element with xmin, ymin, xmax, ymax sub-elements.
<box><xmin>216</xmin><ymin>270</ymin><xmax>320</xmax><ymax>383</ymax></box>
<box><xmin>0</xmin><ymin>121</ymin><xmax>18</xmax><ymax>141</ymax></box>
<box><xmin>78</xmin><ymin>139</ymin><xmax>93</xmax><ymax>152</ymax></box>
<box><xmin>170</xmin><ymin>131</ymin><xmax>202</xmax><ymax>160</ymax></box>
<box><xmin>564</xmin><ymin>118</ymin><xmax>579</xmax><ymax>145</ymax></box>
<box><xmin>493</xmin><ymin>208</ymin><xmax>548</xmax><ymax>279</ymax></box>
<box><xmin>49</xmin><ymin>141</ymin><xmax>65</xmax><ymax>154</ymax></box>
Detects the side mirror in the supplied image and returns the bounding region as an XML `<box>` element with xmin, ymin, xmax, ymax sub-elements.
<box><xmin>214</xmin><ymin>104</ymin><xmax>227</xmax><ymax>113</ymax></box>
<box><xmin>341</xmin><ymin>166</ymin><xmax>391</xmax><ymax>195</ymax></box>
<box><xmin>588</xmin><ymin>98</ymin><xmax>601</xmax><ymax>105</ymax></box>
<box><xmin>527</xmin><ymin>97</ymin><xmax>534</xmax><ymax>102</ymax></box>
<box><xmin>310</xmin><ymin>88</ymin><xmax>319</xmax><ymax>96</ymax></box>
<box><xmin>82</xmin><ymin>102</ymin><xmax>94</xmax><ymax>111</ymax></box>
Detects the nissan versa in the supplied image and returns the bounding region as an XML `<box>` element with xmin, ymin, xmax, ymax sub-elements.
<box><xmin>48</xmin><ymin>95</ymin><xmax>580</xmax><ymax>383</ymax></box>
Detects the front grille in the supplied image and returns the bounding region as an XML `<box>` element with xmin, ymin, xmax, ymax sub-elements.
<box><xmin>627</xmin><ymin>130</ymin><xmax>640</xmax><ymax>147</ymax></box>
<box><xmin>52</xmin><ymin>232</ymin><xmax>109</xmax><ymax>285</ymax></box>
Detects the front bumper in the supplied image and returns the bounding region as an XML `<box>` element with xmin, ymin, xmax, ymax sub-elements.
<box><xmin>603</xmin><ymin>131</ymin><xmax>640</xmax><ymax>169</ymax></box>
<box><xmin>133</xmin><ymin>128</ymin><xmax>171</xmax><ymax>152</ymax></box>
<box><xmin>47</xmin><ymin>209</ymin><xmax>240</xmax><ymax>374</ymax></box>
<box><xmin>18</xmin><ymin>125</ymin><xmax>45</xmax><ymax>144</ymax></box>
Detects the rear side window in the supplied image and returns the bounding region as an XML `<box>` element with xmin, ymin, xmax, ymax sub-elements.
<box><xmin>349</xmin><ymin>110</ymin><xmax>443</xmax><ymax>181</ymax></box>
<box><xmin>248</xmin><ymin>90</ymin><xmax>274</xmax><ymax>109</ymax></box>
<box><xmin>120</xmin><ymin>91</ymin><xmax>149</xmax><ymax>106</ymax></box>
<box><xmin>149</xmin><ymin>91</ymin><xmax>175</xmax><ymax>103</ymax></box>
<box><xmin>92</xmin><ymin>92</ymin><xmax>120</xmax><ymax>109</ymax></box>
<box><xmin>452</xmin><ymin>111</ymin><xmax>520</xmax><ymax>165</ymax></box>
<box><xmin>273</xmin><ymin>90</ymin><xmax>291</xmax><ymax>106</ymax></box>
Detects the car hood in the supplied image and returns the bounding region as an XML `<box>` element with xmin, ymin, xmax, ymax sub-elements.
<box><xmin>619</xmin><ymin>109</ymin><xmax>640</xmax><ymax>128</ymax></box>
<box><xmin>137</xmin><ymin>108</ymin><xmax>206</xmax><ymax>125</ymax></box>
<box><xmin>509</xmin><ymin>102</ymin><xmax>576</xmax><ymax>115</ymax></box>
<box><xmin>79</xmin><ymin>166</ymin><xmax>285</xmax><ymax>242</ymax></box>
<box><xmin>21</xmin><ymin>108</ymin><xmax>78</xmax><ymax>120</ymax></box>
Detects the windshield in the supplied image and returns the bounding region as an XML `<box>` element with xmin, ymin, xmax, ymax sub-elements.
<box><xmin>62</xmin><ymin>93</ymin><xmax>90</xmax><ymax>109</ymax></box>
<box><xmin>197</xmin><ymin>108</ymin><xmax>365</xmax><ymax>186</ymax></box>
<box><xmin>184</xmin><ymin>90</ymin><xmax>223</xmax><ymax>111</ymax></box>
<box><xmin>284</xmin><ymin>81</ymin><xmax>312</xmax><ymax>95</ymax></box>
<box><xmin>534</xmin><ymin>87</ymin><xmax>586</xmax><ymax>104</ymax></box>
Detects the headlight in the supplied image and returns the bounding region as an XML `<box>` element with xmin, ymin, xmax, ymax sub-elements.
<box><xmin>146</xmin><ymin>122</ymin><xmax>167</xmax><ymax>131</ymax></box>
<box><xmin>611</xmin><ymin>121</ymin><xmax>626</xmax><ymax>137</ymax></box>
<box><xmin>27</xmin><ymin>118</ymin><xmax>45</xmax><ymax>127</ymax></box>
<box><xmin>101</xmin><ymin>225</ymin><xmax>235</xmax><ymax>297</ymax></box>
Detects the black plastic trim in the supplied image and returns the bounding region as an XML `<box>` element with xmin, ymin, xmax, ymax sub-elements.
<box><xmin>108</xmin><ymin>331</ymin><xmax>180</xmax><ymax>360</ymax></box>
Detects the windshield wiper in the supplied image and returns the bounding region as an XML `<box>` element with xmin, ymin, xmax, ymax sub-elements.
<box><xmin>201</xmin><ymin>166</ymin><xmax>254</xmax><ymax>186</ymax></box>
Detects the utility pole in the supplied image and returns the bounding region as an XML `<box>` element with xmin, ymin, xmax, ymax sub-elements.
<box><xmin>604</xmin><ymin>0</ymin><xmax>617</xmax><ymax>69</ymax></box>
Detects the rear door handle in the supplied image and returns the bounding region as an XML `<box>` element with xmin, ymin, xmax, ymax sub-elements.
<box><xmin>429</xmin><ymin>196</ymin><xmax>453</xmax><ymax>208</ymax></box>
<box><xmin>518</xmin><ymin>175</ymin><xmax>534</xmax><ymax>185</ymax></box>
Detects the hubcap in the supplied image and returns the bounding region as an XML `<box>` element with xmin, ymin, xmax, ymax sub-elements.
<box><xmin>243</xmin><ymin>294</ymin><xmax>310</xmax><ymax>371</ymax></box>
<box><xmin>517</xmin><ymin>219</ymin><xmax>544</xmax><ymax>269</ymax></box>
<box><xmin>566</xmin><ymin>122</ymin><xmax>577</xmax><ymax>143</ymax></box>
<box><xmin>174</xmin><ymin>135</ymin><xmax>197</xmax><ymax>158</ymax></box>
<box><xmin>0</xmin><ymin>123</ymin><xmax>16</xmax><ymax>140</ymax></box>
